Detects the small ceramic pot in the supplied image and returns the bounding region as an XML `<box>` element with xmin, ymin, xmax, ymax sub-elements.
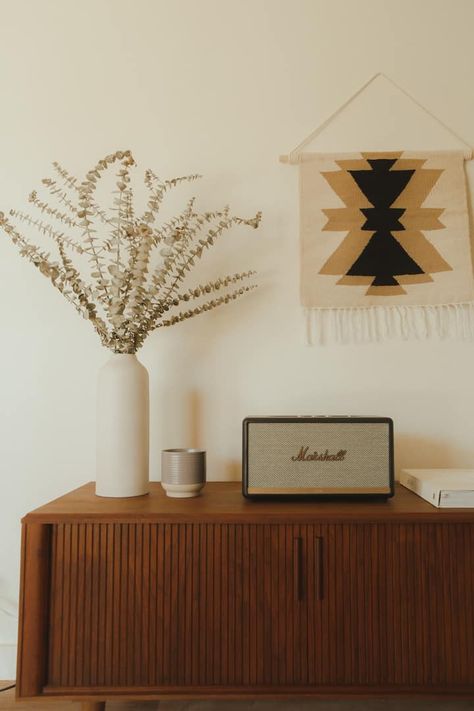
<box><xmin>161</xmin><ymin>449</ymin><xmax>206</xmax><ymax>498</ymax></box>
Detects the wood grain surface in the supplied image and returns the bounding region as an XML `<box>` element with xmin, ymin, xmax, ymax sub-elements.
<box><xmin>22</xmin><ymin>481</ymin><xmax>474</xmax><ymax>523</ymax></box>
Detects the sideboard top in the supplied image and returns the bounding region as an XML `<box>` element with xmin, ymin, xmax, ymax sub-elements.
<box><xmin>22</xmin><ymin>482</ymin><xmax>474</xmax><ymax>523</ymax></box>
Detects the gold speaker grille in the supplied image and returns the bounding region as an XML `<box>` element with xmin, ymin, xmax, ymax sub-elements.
<box><xmin>247</xmin><ymin>422</ymin><xmax>390</xmax><ymax>492</ymax></box>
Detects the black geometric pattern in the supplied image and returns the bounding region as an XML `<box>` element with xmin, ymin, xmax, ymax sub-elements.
<box><xmin>346</xmin><ymin>159</ymin><xmax>424</xmax><ymax>287</ymax></box>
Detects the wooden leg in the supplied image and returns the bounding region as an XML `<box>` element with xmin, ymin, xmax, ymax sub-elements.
<box><xmin>81</xmin><ymin>703</ymin><xmax>106</xmax><ymax>711</ymax></box>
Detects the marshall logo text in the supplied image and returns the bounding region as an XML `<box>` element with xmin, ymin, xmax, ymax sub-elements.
<box><xmin>291</xmin><ymin>447</ymin><xmax>347</xmax><ymax>462</ymax></box>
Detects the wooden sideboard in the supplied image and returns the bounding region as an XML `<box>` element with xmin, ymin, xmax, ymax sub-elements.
<box><xmin>17</xmin><ymin>482</ymin><xmax>474</xmax><ymax>709</ymax></box>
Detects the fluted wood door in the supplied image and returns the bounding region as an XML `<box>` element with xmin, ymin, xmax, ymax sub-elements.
<box><xmin>297</xmin><ymin>523</ymin><xmax>474</xmax><ymax>688</ymax></box>
<box><xmin>47</xmin><ymin>522</ymin><xmax>302</xmax><ymax>689</ymax></box>
<box><xmin>381</xmin><ymin>522</ymin><xmax>474</xmax><ymax>688</ymax></box>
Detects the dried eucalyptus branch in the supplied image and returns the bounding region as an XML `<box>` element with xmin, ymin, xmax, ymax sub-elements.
<box><xmin>157</xmin><ymin>284</ymin><xmax>258</xmax><ymax>329</ymax></box>
<box><xmin>28</xmin><ymin>190</ymin><xmax>78</xmax><ymax>228</ymax></box>
<box><xmin>0</xmin><ymin>150</ymin><xmax>261</xmax><ymax>353</ymax></box>
<box><xmin>10</xmin><ymin>209</ymin><xmax>84</xmax><ymax>254</ymax></box>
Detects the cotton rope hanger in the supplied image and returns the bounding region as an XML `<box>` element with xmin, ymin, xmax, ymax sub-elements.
<box><xmin>279</xmin><ymin>72</ymin><xmax>473</xmax><ymax>163</ymax></box>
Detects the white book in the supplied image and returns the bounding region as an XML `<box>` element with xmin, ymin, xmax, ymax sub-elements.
<box><xmin>400</xmin><ymin>469</ymin><xmax>474</xmax><ymax>508</ymax></box>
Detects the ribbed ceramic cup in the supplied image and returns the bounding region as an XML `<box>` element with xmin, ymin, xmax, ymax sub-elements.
<box><xmin>161</xmin><ymin>449</ymin><xmax>206</xmax><ymax>498</ymax></box>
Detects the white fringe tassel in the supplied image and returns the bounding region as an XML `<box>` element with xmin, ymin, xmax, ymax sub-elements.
<box><xmin>305</xmin><ymin>303</ymin><xmax>474</xmax><ymax>345</ymax></box>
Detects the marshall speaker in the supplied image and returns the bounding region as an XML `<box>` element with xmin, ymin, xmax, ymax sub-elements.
<box><xmin>242</xmin><ymin>416</ymin><xmax>394</xmax><ymax>499</ymax></box>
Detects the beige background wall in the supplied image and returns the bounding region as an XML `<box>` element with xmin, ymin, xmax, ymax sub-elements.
<box><xmin>1</xmin><ymin>0</ymin><xmax>474</xmax><ymax>678</ymax></box>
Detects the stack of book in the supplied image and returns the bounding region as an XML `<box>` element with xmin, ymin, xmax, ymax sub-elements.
<box><xmin>400</xmin><ymin>469</ymin><xmax>474</xmax><ymax>508</ymax></box>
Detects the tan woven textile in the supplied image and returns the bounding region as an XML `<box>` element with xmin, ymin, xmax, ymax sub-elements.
<box><xmin>300</xmin><ymin>151</ymin><xmax>474</xmax><ymax>310</ymax></box>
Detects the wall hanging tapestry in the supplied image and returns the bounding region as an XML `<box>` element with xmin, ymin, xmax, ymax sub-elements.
<box><xmin>281</xmin><ymin>73</ymin><xmax>474</xmax><ymax>343</ymax></box>
<box><xmin>299</xmin><ymin>150</ymin><xmax>474</xmax><ymax>342</ymax></box>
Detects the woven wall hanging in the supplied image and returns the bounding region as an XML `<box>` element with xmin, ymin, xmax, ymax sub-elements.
<box><xmin>281</xmin><ymin>74</ymin><xmax>474</xmax><ymax>343</ymax></box>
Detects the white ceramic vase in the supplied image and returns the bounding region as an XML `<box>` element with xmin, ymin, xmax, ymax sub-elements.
<box><xmin>96</xmin><ymin>353</ymin><xmax>149</xmax><ymax>498</ymax></box>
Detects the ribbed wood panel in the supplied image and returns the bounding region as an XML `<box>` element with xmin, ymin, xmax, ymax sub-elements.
<box><xmin>47</xmin><ymin>522</ymin><xmax>474</xmax><ymax>689</ymax></box>
<box><xmin>301</xmin><ymin>523</ymin><xmax>474</xmax><ymax>687</ymax></box>
<box><xmin>48</xmin><ymin>523</ymin><xmax>297</xmax><ymax>688</ymax></box>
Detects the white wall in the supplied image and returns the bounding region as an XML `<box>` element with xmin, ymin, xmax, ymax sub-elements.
<box><xmin>1</xmin><ymin>0</ymin><xmax>474</xmax><ymax>677</ymax></box>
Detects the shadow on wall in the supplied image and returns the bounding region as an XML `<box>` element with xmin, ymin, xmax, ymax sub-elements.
<box><xmin>189</xmin><ymin>389</ymin><xmax>242</xmax><ymax>481</ymax></box>
<box><xmin>189</xmin><ymin>389</ymin><xmax>241</xmax><ymax>481</ymax></box>
<box><xmin>463</xmin><ymin>163</ymin><xmax>474</xmax><ymax>275</ymax></box>
<box><xmin>155</xmin><ymin>388</ymin><xmax>205</xmax><ymax>450</ymax></box>
<box><xmin>189</xmin><ymin>389</ymin><xmax>203</xmax><ymax>449</ymax></box>
<box><xmin>395</xmin><ymin>433</ymin><xmax>472</xmax><ymax>475</ymax></box>
<box><xmin>0</xmin><ymin>589</ymin><xmax>18</xmax><ymax>678</ymax></box>
<box><xmin>0</xmin><ymin>592</ymin><xmax>17</xmax><ymax>636</ymax></box>
<box><xmin>222</xmin><ymin>459</ymin><xmax>241</xmax><ymax>481</ymax></box>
